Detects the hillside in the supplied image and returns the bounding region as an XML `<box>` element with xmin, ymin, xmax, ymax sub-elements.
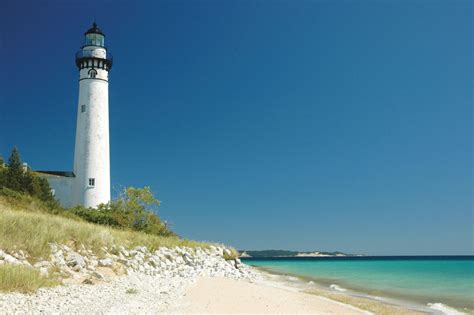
<box><xmin>0</xmin><ymin>190</ymin><xmax>245</xmax><ymax>293</ymax></box>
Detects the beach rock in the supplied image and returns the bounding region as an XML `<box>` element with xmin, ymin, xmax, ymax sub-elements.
<box><xmin>3</xmin><ymin>254</ymin><xmax>21</xmax><ymax>265</ymax></box>
<box><xmin>65</xmin><ymin>252</ymin><xmax>85</xmax><ymax>269</ymax></box>
<box><xmin>98</xmin><ymin>258</ymin><xmax>113</xmax><ymax>267</ymax></box>
<box><xmin>39</xmin><ymin>267</ymin><xmax>49</xmax><ymax>277</ymax></box>
<box><xmin>91</xmin><ymin>271</ymin><xmax>105</xmax><ymax>280</ymax></box>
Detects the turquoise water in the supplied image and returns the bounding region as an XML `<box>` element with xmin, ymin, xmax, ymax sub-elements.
<box><xmin>243</xmin><ymin>256</ymin><xmax>474</xmax><ymax>312</ymax></box>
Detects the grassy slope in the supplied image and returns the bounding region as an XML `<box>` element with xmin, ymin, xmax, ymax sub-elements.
<box><xmin>0</xmin><ymin>195</ymin><xmax>210</xmax><ymax>261</ymax></box>
<box><xmin>0</xmin><ymin>192</ymin><xmax>240</xmax><ymax>293</ymax></box>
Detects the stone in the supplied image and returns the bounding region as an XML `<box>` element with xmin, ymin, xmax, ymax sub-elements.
<box><xmin>82</xmin><ymin>278</ymin><xmax>94</xmax><ymax>285</ymax></box>
<box><xmin>4</xmin><ymin>254</ymin><xmax>21</xmax><ymax>265</ymax></box>
<box><xmin>34</xmin><ymin>261</ymin><xmax>51</xmax><ymax>268</ymax></box>
<box><xmin>89</xmin><ymin>259</ymin><xmax>99</xmax><ymax>268</ymax></box>
<box><xmin>98</xmin><ymin>258</ymin><xmax>113</xmax><ymax>267</ymax></box>
<box><xmin>65</xmin><ymin>252</ymin><xmax>85</xmax><ymax>268</ymax></box>
<box><xmin>91</xmin><ymin>271</ymin><xmax>105</xmax><ymax>280</ymax></box>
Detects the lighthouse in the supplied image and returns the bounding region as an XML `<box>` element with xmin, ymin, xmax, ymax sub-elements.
<box><xmin>35</xmin><ymin>22</ymin><xmax>113</xmax><ymax>208</ymax></box>
<box><xmin>72</xmin><ymin>22</ymin><xmax>113</xmax><ymax>208</ymax></box>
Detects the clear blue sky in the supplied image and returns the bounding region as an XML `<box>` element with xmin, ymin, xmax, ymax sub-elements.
<box><xmin>0</xmin><ymin>0</ymin><xmax>472</xmax><ymax>255</ymax></box>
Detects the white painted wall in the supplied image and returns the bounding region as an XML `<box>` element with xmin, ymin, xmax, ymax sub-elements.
<box><xmin>44</xmin><ymin>175</ymin><xmax>74</xmax><ymax>208</ymax></box>
<box><xmin>72</xmin><ymin>46</ymin><xmax>111</xmax><ymax>208</ymax></box>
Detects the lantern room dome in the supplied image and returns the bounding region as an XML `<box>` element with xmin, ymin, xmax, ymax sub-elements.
<box><xmin>85</xmin><ymin>22</ymin><xmax>105</xmax><ymax>36</ymax></box>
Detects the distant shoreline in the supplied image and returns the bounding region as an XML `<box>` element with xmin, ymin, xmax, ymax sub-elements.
<box><xmin>242</xmin><ymin>255</ymin><xmax>474</xmax><ymax>259</ymax></box>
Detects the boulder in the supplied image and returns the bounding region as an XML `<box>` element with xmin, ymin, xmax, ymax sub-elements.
<box><xmin>4</xmin><ymin>254</ymin><xmax>21</xmax><ymax>265</ymax></box>
<box><xmin>65</xmin><ymin>252</ymin><xmax>85</xmax><ymax>268</ymax></box>
<box><xmin>34</xmin><ymin>261</ymin><xmax>51</xmax><ymax>269</ymax></box>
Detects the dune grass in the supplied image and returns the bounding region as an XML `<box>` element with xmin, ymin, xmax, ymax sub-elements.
<box><xmin>0</xmin><ymin>264</ymin><xmax>60</xmax><ymax>293</ymax></box>
<box><xmin>0</xmin><ymin>196</ymin><xmax>210</xmax><ymax>261</ymax></box>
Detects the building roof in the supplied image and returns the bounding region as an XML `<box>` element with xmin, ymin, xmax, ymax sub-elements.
<box><xmin>35</xmin><ymin>170</ymin><xmax>76</xmax><ymax>178</ymax></box>
<box><xmin>85</xmin><ymin>22</ymin><xmax>105</xmax><ymax>36</ymax></box>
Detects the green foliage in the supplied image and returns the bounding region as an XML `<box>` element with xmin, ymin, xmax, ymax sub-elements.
<box><xmin>0</xmin><ymin>158</ymin><xmax>5</xmax><ymax>188</ymax></box>
<box><xmin>1</xmin><ymin>147</ymin><xmax>173</xmax><ymax>237</ymax></box>
<box><xmin>0</xmin><ymin>147</ymin><xmax>56</xmax><ymax>204</ymax></box>
<box><xmin>126</xmin><ymin>288</ymin><xmax>138</xmax><ymax>294</ymax></box>
<box><xmin>6</xmin><ymin>147</ymin><xmax>23</xmax><ymax>192</ymax></box>
<box><xmin>69</xmin><ymin>187</ymin><xmax>175</xmax><ymax>237</ymax></box>
<box><xmin>223</xmin><ymin>248</ymin><xmax>239</xmax><ymax>260</ymax></box>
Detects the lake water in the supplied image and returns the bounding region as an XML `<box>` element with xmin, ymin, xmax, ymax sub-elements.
<box><xmin>242</xmin><ymin>256</ymin><xmax>474</xmax><ymax>314</ymax></box>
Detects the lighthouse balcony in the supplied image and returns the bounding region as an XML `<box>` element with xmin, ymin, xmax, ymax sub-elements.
<box><xmin>75</xmin><ymin>50</ymin><xmax>113</xmax><ymax>70</ymax></box>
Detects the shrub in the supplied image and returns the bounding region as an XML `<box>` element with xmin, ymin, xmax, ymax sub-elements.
<box><xmin>126</xmin><ymin>288</ymin><xmax>138</xmax><ymax>294</ymax></box>
<box><xmin>223</xmin><ymin>248</ymin><xmax>239</xmax><ymax>260</ymax></box>
<box><xmin>68</xmin><ymin>187</ymin><xmax>175</xmax><ymax>237</ymax></box>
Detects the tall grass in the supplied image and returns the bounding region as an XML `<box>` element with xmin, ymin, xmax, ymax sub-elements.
<box><xmin>0</xmin><ymin>265</ymin><xmax>59</xmax><ymax>293</ymax></box>
<box><xmin>0</xmin><ymin>196</ymin><xmax>209</xmax><ymax>260</ymax></box>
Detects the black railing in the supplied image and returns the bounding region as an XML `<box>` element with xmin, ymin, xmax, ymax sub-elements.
<box><xmin>75</xmin><ymin>50</ymin><xmax>113</xmax><ymax>70</ymax></box>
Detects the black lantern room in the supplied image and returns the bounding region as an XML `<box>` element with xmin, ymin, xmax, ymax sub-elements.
<box><xmin>84</xmin><ymin>22</ymin><xmax>105</xmax><ymax>47</ymax></box>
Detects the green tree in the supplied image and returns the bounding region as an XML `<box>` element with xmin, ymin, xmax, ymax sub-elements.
<box><xmin>113</xmin><ymin>186</ymin><xmax>161</xmax><ymax>230</ymax></box>
<box><xmin>6</xmin><ymin>147</ymin><xmax>24</xmax><ymax>192</ymax></box>
<box><xmin>70</xmin><ymin>186</ymin><xmax>174</xmax><ymax>237</ymax></box>
<box><xmin>36</xmin><ymin>176</ymin><xmax>55</xmax><ymax>203</ymax></box>
<box><xmin>0</xmin><ymin>155</ymin><xmax>6</xmax><ymax>188</ymax></box>
<box><xmin>22</xmin><ymin>170</ymin><xmax>40</xmax><ymax>196</ymax></box>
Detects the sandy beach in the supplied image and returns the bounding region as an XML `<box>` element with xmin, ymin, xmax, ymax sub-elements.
<box><xmin>0</xmin><ymin>267</ymin><xmax>428</xmax><ymax>314</ymax></box>
<box><xmin>172</xmin><ymin>276</ymin><xmax>369</xmax><ymax>314</ymax></box>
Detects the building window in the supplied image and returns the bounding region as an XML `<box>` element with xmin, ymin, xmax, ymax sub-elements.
<box><xmin>88</xmin><ymin>178</ymin><xmax>95</xmax><ymax>187</ymax></box>
<box><xmin>88</xmin><ymin>69</ymin><xmax>97</xmax><ymax>79</ymax></box>
<box><xmin>81</xmin><ymin>105</ymin><xmax>86</xmax><ymax>113</ymax></box>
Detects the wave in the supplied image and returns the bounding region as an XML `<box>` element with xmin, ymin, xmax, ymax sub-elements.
<box><xmin>329</xmin><ymin>284</ymin><xmax>347</xmax><ymax>292</ymax></box>
<box><xmin>428</xmin><ymin>303</ymin><xmax>465</xmax><ymax>315</ymax></box>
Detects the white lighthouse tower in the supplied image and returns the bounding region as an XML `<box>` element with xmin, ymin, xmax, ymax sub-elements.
<box><xmin>72</xmin><ymin>22</ymin><xmax>113</xmax><ymax>208</ymax></box>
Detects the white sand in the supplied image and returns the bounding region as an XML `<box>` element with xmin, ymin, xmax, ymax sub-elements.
<box><xmin>169</xmin><ymin>276</ymin><xmax>371</xmax><ymax>314</ymax></box>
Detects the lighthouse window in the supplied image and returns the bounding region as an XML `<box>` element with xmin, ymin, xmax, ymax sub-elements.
<box><xmin>85</xmin><ymin>33</ymin><xmax>104</xmax><ymax>47</ymax></box>
<box><xmin>81</xmin><ymin>105</ymin><xmax>86</xmax><ymax>113</ymax></box>
<box><xmin>88</xmin><ymin>69</ymin><xmax>97</xmax><ymax>79</ymax></box>
<box><xmin>88</xmin><ymin>178</ymin><xmax>95</xmax><ymax>187</ymax></box>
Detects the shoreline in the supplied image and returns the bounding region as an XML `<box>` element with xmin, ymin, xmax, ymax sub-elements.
<box><xmin>0</xmin><ymin>265</ymin><xmax>429</xmax><ymax>314</ymax></box>
<box><xmin>250</xmin><ymin>266</ymin><xmax>474</xmax><ymax>315</ymax></box>
<box><xmin>253</xmin><ymin>267</ymin><xmax>432</xmax><ymax>314</ymax></box>
<box><xmin>0</xmin><ymin>251</ymin><xmax>468</xmax><ymax>314</ymax></box>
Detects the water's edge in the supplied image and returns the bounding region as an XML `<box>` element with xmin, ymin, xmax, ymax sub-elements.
<box><xmin>249</xmin><ymin>265</ymin><xmax>461</xmax><ymax>315</ymax></box>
